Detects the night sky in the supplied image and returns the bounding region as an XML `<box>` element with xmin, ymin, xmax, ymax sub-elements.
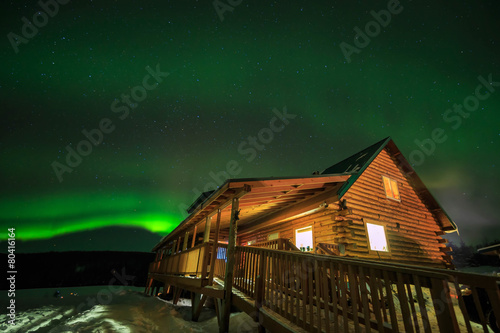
<box><xmin>1</xmin><ymin>1</ymin><xmax>499</xmax><ymax>253</ymax></box>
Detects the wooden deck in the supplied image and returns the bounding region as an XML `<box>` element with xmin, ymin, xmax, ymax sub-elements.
<box><xmin>146</xmin><ymin>239</ymin><xmax>500</xmax><ymax>332</ymax></box>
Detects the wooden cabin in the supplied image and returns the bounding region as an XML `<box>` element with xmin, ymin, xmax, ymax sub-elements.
<box><xmin>153</xmin><ymin>137</ymin><xmax>457</xmax><ymax>268</ymax></box>
<box><xmin>478</xmin><ymin>244</ymin><xmax>500</xmax><ymax>258</ymax></box>
<box><xmin>146</xmin><ymin>137</ymin><xmax>500</xmax><ymax>333</ymax></box>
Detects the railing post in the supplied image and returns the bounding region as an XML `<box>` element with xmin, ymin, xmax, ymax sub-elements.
<box><xmin>191</xmin><ymin>225</ymin><xmax>198</xmax><ymax>248</ymax></box>
<box><xmin>171</xmin><ymin>240</ymin><xmax>177</xmax><ymax>254</ymax></box>
<box><xmin>204</xmin><ymin>216</ymin><xmax>212</xmax><ymax>242</ymax></box>
<box><xmin>209</xmin><ymin>209</ymin><xmax>222</xmax><ymax>284</ymax></box>
<box><xmin>183</xmin><ymin>231</ymin><xmax>190</xmax><ymax>251</ymax></box>
<box><xmin>487</xmin><ymin>282</ymin><xmax>500</xmax><ymax>326</ymax></box>
<box><xmin>430</xmin><ymin>277</ymin><xmax>460</xmax><ymax>333</ymax></box>
<box><xmin>255</xmin><ymin>250</ymin><xmax>266</xmax><ymax>332</ymax></box>
<box><xmin>201</xmin><ymin>243</ymin><xmax>210</xmax><ymax>278</ymax></box>
<box><xmin>196</xmin><ymin>244</ymin><xmax>202</xmax><ymax>276</ymax></box>
<box><xmin>221</xmin><ymin>197</ymin><xmax>240</xmax><ymax>333</ymax></box>
<box><xmin>176</xmin><ymin>236</ymin><xmax>181</xmax><ymax>253</ymax></box>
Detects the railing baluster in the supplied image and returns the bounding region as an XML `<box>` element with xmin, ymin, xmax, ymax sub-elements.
<box><xmin>383</xmin><ymin>270</ymin><xmax>399</xmax><ymax>332</ymax></box>
<box><xmin>301</xmin><ymin>256</ymin><xmax>308</xmax><ymax>330</ymax></box>
<box><xmin>248</xmin><ymin>250</ymin><xmax>252</xmax><ymax>294</ymax></box>
<box><xmin>486</xmin><ymin>285</ymin><xmax>500</xmax><ymax>333</ymax></box>
<box><xmin>358</xmin><ymin>266</ymin><xmax>371</xmax><ymax>333</ymax></box>
<box><xmin>279</xmin><ymin>252</ymin><xmax>284</xmax><ymax>316</ymax></box>
<box><xmin>273</xmin><ymin>252</ymin><xmax>278</xmax><ymax>314</ymax></box>
<box><xmin>276</xmin><ymin>253</ymin><xmax>284</xmax><ymax>316</ymax></box>
<box><xmin>413</xmin><ymin>275</ymin><xmax>431</xmax><ymax>333</ymax></box>
<box><xmin>241</xmin><ymin>249</ymin><xmax>245</xmax><ymax>287</ymax></box>
<box><xmin>254</xmin><ymin>249</ymin><xmax>259</xmax><ymax>296</ymax></box>
<box><xmin>348</xmin><ymin>264</ymin><xmax>361</xmax><ymax>333</ymax></box>
<box><xmin>284</xmin><ymin>253</ymin><xmax>290</xmax><ymax>320</ymax></box>
<box><xmin>368</xmin><ymin>268</ymin><xmax>384</xmax><ymax>332</ymax></box>
<box><xmin>430</xmin><ymin>277</ymin><xmax>459</xmax><ymax>333</ymax></box>
<box><xmin>308</xmin><ymin>258</ymin><xmax>314</xmax><ymax>331</ymax></box>
<box><xmin>314</xmin><ymin>260</ymin><xmax>324</xmax><ymax>333</ymax></box>
<box><xmin>329</xmin><ymin>261</ymin><xmax>339</xmax><ymax>333</ymax></box>
<box><xmin>255</xmin><ymin>250</ymin><xmax>265</xmax><ymax>315</ymax></box>
<box><xmin>405</xmin><ymin>278</ymin><xmax>419</xmax><ymax>332</ymax></box>
<box><xmin>321</xmin><ymin>260</ymin><xmax>331</xmax><ymax>333</ymax></box>
<box><xmin>471</xmin><ymin>285</ymin><xmax>489</xmax><ymax>331</ymax></box>
<box><xmin>233</xmin><ymin>248</ymin><xmax>239</xmax><ymax>288</ymax></box>
<box><xmin>294</xmin><ymin>255</ymin><xmax>301</xmax><ymax>327</ymax></box>
<box><xmin>276</xmin><ymin>252</ymin><xmax>280</xmax><ymax>315</ymax></box>
<box><xmin>377</xmin><ymin>271</ymin><xmax>387</xmax><ymax>324</ymax></box>
<box><xmin>240</xmin><ymin>249</ymin><xmax>244</xmax><ymax>289</ymax></box>
<box><xmin>265</xmin><ymin>250</ymin><xmax>271</xmax><ymax>308</ymax></box>
<box><xmin>275</xmin><ymin>251</ymin><xmax>280</xmax><ymax>312</ymax></box>
<box><xmin>249</xmin><ymin>249</ymin><xmax>255</xmax><ymax>296</ymax></box>
<box><xmin>243</xmin><ymin>249</ymin><xmax>248</xmax><ymax>293</ymax></box>
<box><xmin>270</xmin><ymin>251</ymin><xmax>275</xmax><ymax>311</ymax></box>
<box><xmin>339</xmin><ymin>263</ymin><xmax>349</xmax><ymax>333</ymax></box>
<box><xmin>396</xmin><ymin>272</ymin><xmax>414</xmax><ymax>333</ymax></box>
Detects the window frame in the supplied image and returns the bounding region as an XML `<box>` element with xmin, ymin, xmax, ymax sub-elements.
<box><xmin>294</xmin><ymin>225</ymin><xmax>314</xmax><ymax>251</ymax></box>
<box><xmin>365</xmin><ymin>221</ymin><xmax>390</xmax><ymax>253</ymax></box>
<box><xmin>382</xmin><ymin>175</ymin><xmax>401</xmax><ymax>201</ymax></box>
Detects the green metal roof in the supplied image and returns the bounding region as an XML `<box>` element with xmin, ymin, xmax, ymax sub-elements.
<box><xmin>321</xmin><ymin>137</ymin><xmax>391</xmax><ymax>198</ymax></box>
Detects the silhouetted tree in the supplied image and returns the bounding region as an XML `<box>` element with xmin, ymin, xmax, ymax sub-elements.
<box><xmin>450</xmin><ymin>239</ymin><xmax>474</xmax><ymax>268</ymax></box>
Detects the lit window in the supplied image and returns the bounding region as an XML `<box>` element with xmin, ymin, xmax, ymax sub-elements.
<box><xmin>366</xmin><ymin>223</ymin><xmax>389</xmax><ymax>252</ymax></box>
<box><xmin>295</xmin><ymin>226</ymin><xmax>313</xmax><ymax>250</ymax></box>
<box><xmin>247</xmin><ymin>240</ymin><xmax>256</xmax><ymax>245</ymax></box>
<box><xmin>268</xmin><ymin>232</ymin><xmax>279</xmax><ymax>240</ymax></box>
<box><xmin>382</xmin><ymin>176</ymin><xmax>400</xmax><ymax>201</ymax></box>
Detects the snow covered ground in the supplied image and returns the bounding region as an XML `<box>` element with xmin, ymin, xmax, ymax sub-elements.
<box><xmin>1</xmin><ymin>286</ymin><xmax>258</xmax><ymax>333</ymax></box>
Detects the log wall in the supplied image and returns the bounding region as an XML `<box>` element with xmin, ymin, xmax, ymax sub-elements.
<box><xmin>238</xmin><ymin>208</ymin><xmax>336</xmax><ymax>249</ymax></box>
<box><xmin>238</xmin><ymin>148</ymin><xmax>451</xmax><ymax>268</ymax></box>
<box><xmin>339</xmin><ymin>148</ymin><xmax>451</xmax><ymax>268</ymax></box>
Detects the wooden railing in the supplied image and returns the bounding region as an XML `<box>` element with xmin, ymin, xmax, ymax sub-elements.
<box><xmin>213</xmin><ymin>243</ymin><xmax>228</xmax><ymax>280</ymax></box>
<box><xmin>316</xmin><ymin>242</ymin><xmax>346</xmax><ymax>256</ymax></box>
<box><xmin>431</xmin><ymin>269</ymin><xmax>500</xmax><ymax>332</ymax></box>
<box><xmin>250</xmin><ymin>238</ymin><xmax>300</xmax><ymax>251</ymax></box>
<box><xmin>149</xmin><ymin>241</ymin><xmax>500</xmax><ymax>332</ymax></box>
<box><xmin>149</xmin><ymin>242</ymin><xmax>212</xmax><ymax>277</ymax></box>
<box><xmin>326</xmin><ymin>255</ymin><xmax>500</xmax><ymax>332</ymax></box>
<box><xmin>230</xmin><ymin>245</ymin><xmax>500</xmax><ymax>333</ymax></box>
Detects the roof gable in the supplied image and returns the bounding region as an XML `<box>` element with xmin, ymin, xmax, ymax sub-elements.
<box><xmin>321</xmin><ymin>137</ymin><xmax>457</xmax><ymax>232</ymax></box>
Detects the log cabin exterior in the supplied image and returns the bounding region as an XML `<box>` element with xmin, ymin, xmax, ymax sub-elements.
<box><xmin>146</xmin><ymin>137</ymin><xmax>500</xmax><ymax>333</ymax></box>
<box><xmin>236</xmin><ymin>137</ymin><xmax>457</xmax><ymax>268</ymax></box>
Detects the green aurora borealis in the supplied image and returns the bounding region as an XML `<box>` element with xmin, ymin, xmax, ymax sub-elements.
<box><xmin>1</xmin><ymin>1</ymin><xmax>499</xmax><ymax>251</ymax></box>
